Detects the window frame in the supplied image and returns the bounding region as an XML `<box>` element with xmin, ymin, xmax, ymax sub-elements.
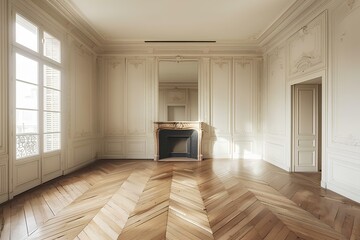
<box><xmin>12</xmin><ymin>12</ymin><xmax>64</xmax><ymax>159</ymax></box>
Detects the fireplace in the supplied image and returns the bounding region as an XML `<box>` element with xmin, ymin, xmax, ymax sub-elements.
<box><xmin>154</xmin><ymin>121</ymin><xmax>204</xmax><ymax>161</ymax></box>
<box><xmin>159</xmin><ymin>129</ymin><xmax>198</xmax><ymax>159</ymax></box>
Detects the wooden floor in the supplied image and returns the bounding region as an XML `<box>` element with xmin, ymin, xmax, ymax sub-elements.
<box><xmin>1</xmin><ymin>159</ymin><xmax>360</xmax><ymax>240</ymax></box>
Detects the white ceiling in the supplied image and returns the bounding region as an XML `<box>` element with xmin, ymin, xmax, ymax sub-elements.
<box><xmin>68</xmin><ymin>0</ymin><xmax>297</xmax><ymax>43</ymax></box>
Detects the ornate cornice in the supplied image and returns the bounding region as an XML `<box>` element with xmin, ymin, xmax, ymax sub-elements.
<box><xmin>260</xmin><ymin>0</ymin><xmax>329</xmax><ymax>52</ymax></box>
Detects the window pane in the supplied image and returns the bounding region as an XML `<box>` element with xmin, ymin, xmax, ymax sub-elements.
<box><xmin>43</xmin><ymin>32</ymin><xmax>61</xmax><ymax>63</ymax></box>
<box><xmin>16</xmin><ymin>14</ymin><xmax>38</xmax><ymax>52</ymax></box>
<box><xmin>16</xmin><ymin>134</ymin><xmax>39</xmax><ymax>159</ymax></box>
<box><xmin>44</xmin><ymin>112</ymin><xmax>60</xmax><ymax>133</ymax></box>
<box><xmin>44</xmin><ymin>88</ymin><xmax>60</xmax><ymax>111</ymax></box>
<box><xmin>16</xmin><ymin>54</ymin><xmax>38</xmax><ymax>84</ymax></box>
<box><xmin>44</xmin><ymin>65</ymin><xmax>61</xmax><ymax>90</ymax></box>
<box><xmin>44</xmin><ymin>133</ymin><xmax>60</xmax><ymax>152</ymax></box>
<box><xmin>16</xmin><ymin>109</ymin><xmax>38</xmax><ymax>134</ymax></box>
<box><xmin>16</xmin><ymin>81</ymin><xmax>38</xmax><ymax>109</ymax></box>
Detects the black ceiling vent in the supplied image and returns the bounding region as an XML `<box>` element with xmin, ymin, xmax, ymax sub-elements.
<box><xmin>144</xmin><ymin>40</ymin><xmax>216</xmax><ymax>43</ymax></box>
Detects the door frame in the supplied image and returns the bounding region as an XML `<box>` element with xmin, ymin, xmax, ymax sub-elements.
<box><xmin>288</xmin><ymin>70</ymin><xmax>326</xmax><ymax>184</ymax></box>
<box><xmin>292</xmin><ymin>84</ymin><xmax>320</xmax><ymax>172</ymax></box>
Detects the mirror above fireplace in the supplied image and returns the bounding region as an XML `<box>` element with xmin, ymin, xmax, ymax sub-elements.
<box><xmin>158</xmin><ymin>60</ymin><xmax>198</xmax><ymax>121</ymax></box>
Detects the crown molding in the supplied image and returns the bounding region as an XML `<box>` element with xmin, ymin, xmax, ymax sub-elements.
<box><xmin>258</xmin><ymin>0</ymin><xmax>318</xmax><ymax>47</ymax></box>
<box><xmin>100</xmin><ymin>40</ymin><xmax>264</xmax><ymax>56</ymax></box>
<box><xmin>260</xmin><ymin>0</ymin><xmax>332</xmax><ymax>53</ymax></box>
<box><xmin>33</xmin><ymin>0</ymin><xmax>330</xmax><ymax>56</ymax></box>
<box><xmin>42</xmin><ymin>0</ymin><xmax>104</xmax><ymax>49</ymax></box>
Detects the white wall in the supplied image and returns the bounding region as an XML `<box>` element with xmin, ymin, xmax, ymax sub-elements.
<box><xmin>65</xmin><ymin>38</ymin><xmax>99</xmax><ymax>173</ymax></box>
<box><xmin>100</xmin><ymin>57</ymin><xmax>155</xmax><ymax>159</ymax></box>
<box><xmin>326</xmin><ymin>0</ymin><xmax>360</xmax><ymax>202</ymax></box>
<box><xmin>100</xmin><ymin>57</ymin><xmax>262</xmax><ymax>160</ymax></box>
<box><xmin>262</xmin><ymin>0</ymin><xmax>360</xmax><ymax>202</ymax></box>
<box><xmin>263</xmin><ymin>46</ymin><xmax>289</xmax><ymax>170</ymax></box>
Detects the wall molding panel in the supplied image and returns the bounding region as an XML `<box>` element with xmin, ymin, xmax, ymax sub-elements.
<box><xmin>266</xmin><ymin>46</ymin><xmax>287</xmax><ymax>137</ymax></box>
<box><xmin>66</xmin><ymin>36</ymin><xmax>100</xmax><ymax>172</ymax></box>
<box><xmin>327</xmin><ymin>151</ymin><xmax>360</xmax><ymax>202</ymax></box>
<box><xmin>70</xmin><ymin>43</ymin><xmax>97</xmax><ymax>139</ymax></box>
<box><xmin>104</xmin><ymin>58</ymin><xmax>126</xmax><ymax>136</ymax></box>
<box><xmin>264</xmin><ymin>139</ymin><xmax>288</xmax><ymax>171</ymax></box>
<box><xmin>233</xmin><ymin>59</ymin><xmax>253</xmax><ymax>135</ymax></box>
<box><xmin>210</xmin><ymin>58</ymin><xmax>232</xmax><ymax>137</ymax></box>
<box><xmin>101</xmin><ymin>57</ymin><xmax>155</xmax><ymax>159</ymax></box>
<box><xmin>331</xmin><ymin>2</ymin><xmax>360</xmax><ymax>150</ymax></box>
<box><xmin>287</xmin><ymin>11</ymin><xmax>327</xmax><ymax>79</ymax></box>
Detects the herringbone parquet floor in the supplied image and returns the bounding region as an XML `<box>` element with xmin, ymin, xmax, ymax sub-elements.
<box><xmin>0</xmin><ymin>159</ymin><xmax>359</xmax><ymax>239</ymax></box>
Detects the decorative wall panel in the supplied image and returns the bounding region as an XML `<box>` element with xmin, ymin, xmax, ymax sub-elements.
<box><xmin>125</xmin><ymin>140</ymin><xmax>146</xmax><ymax>156</ymax></box>
<box><xmin>234</xmin><ymin>59</ymin><xmax>253</xmax><ymax>135</ymax></box>
<box><xmin>71</xmin><ymin>44</ymin><xmax>96</xmax><ymax>138</ymax></box>
<box><xmin>105</xmin><ymin>59</ymin><xmax>126</xmax><ymax>136</ymax></box>
<box><xmin>265</xmin><ymin>141</ymin><xmax>286</xmax><ymax>169</ymax></box>
<box><xmin>66</xmin><ymin>39</ymin><xmax>99</xmax><ymax>172</ymax></box>
<box><xmin>189</xmin><ymin>89</ymin><xmax>198</xmax><ymax>121</ymax></box>
<box><xmin>332</xmin><ymin>4</ymin><xmax>360</xmax><ymax>146</ymax></box>
<box><xmin>266</xmin><ymin>47</ymin><xmax>286</xmax><ymax>136</ymax></box>
<box><xmin>210</xmin><ymin>138</ymin><xmax>231</xmax><ymax>158</ymax></box>
<box><xmin>327</xmin><ymin>152</ymin><xmax>360</xmax><ymax>202</ymax></box>
<box><xmin>102</xmin><ymin>57</ymin><xmax>155</xmax><ymax>159</ymax></box>
<box><xmin>72</xmin><ymin>140</ymin><xmax>96</xmax><ymax>166</ymax></box>
<box><xmin>126</xmin><ymin>59</ymin><xmax>147</xmax><ymax>135</ymax></box>
<box><xmin>288</xmin><ymin>12</ymin><xmax>326</xmax><ymax>78</ymax></box>
<box><xmin>233</xmin><ymin>141</ymin><xmax>253</xmax><ymax>158</ymax></box>
<box><xmin>104</xmin><ymin>139</ymin><xmax>124</xmax><ymax>157</ymax></box>
<box><xmin>210</xmin><ymin>59</ymin><xmax>231</xmax><ymax>135</ymax></box>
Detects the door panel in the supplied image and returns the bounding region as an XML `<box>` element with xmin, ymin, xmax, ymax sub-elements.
<box><xmin>293</xmin><ymin>85</ymin><xmax>318</xmax><ymax>172</ymax></box>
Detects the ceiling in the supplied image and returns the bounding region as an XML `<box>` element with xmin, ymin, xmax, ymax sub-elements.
<box><xmin>67</xmin><ymin>0</ymin><xmax>297</xmax><ymax>43</ymax></box>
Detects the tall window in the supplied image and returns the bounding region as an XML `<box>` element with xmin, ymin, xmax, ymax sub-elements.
<box><xmin>15</xmin><ymin>14</ymin><xmax>62</xmax><ymax>159</ymax></box>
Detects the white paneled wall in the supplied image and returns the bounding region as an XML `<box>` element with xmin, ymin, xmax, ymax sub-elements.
<box><xmin>101</xmin><ymin>57</ymin><xmax>155</xmax><ymax>159</ymax></box>
<box><xmin>327</xmin><ymin>1</ymin><xmax>360</xmax><ymax>202</ymax></box>
<box><xmin>209</xmin><ymin>58</ymin><xmax>232</xmax><ymax>158</ymax></box>
<box><xmin>263</xmin><ymin>46</ymin><xmax>288</xmax><ymax>170</ymax></box>
<box><xmin>101</xmin><ymin>57</ymin><xmax>261</xmax><ymax>160</ymax></box>
<box><xmin>262</xmin><ymin>1</ymin><xmax>360</xmax><ymax>202</ymax></box>
<box><xmin>66</xmin><ymin>40</ymin><xmax>99</xmax><ymax>172</ymax></box>
<box><xmin>233</xmin><ymin>59</ymin><xmax>261</xmax><ymax>159</ymax></box>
